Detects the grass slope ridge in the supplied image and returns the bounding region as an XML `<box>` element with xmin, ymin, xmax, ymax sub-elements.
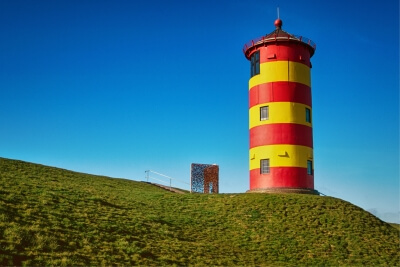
<box><xmin>0</xmin><ymin>157</ymin><xmax>399</xmax><ymax>266</ymax></box>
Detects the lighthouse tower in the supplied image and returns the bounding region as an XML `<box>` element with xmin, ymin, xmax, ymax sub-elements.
<box><xmin>243</xmin><ymin>18</ymin><xmax>317</xmax><ymax>194</ymax></box>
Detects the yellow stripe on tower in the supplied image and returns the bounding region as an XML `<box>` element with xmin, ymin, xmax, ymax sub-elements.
<box><xmin>249</xmin><ymin>102</ymin><xmax>312</xmax><ymax>129</ymax></box>
<box><xmin>249</xmin><ymin>61</ymin><xmax>311</xmax><ymax>89</ymax></box>
<box><xmin>249</xmin><ymin>144</ymin><xmax>313</xmax><ymax>170</ymax></box>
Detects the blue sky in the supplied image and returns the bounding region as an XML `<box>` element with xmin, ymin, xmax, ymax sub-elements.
<box><xmin>0</xmin><ymin>0</ymin><xmax>398</xmax><ymax>223</ymax></box>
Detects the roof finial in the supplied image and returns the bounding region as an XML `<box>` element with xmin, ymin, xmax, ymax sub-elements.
<box><xmin>274</xmin><ymin>7</ymin><xmax>282</xmax><ymax>29</ymax></box>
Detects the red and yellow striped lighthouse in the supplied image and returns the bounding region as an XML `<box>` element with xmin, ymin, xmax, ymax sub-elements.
<box><xmin>243</xmin><ymin>18</ymin><xmax>317</xmax><ymax>194</ymax></box>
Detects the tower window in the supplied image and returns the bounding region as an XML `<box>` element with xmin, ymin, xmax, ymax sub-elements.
<box><xmin>260</xmin><ymin>159</ymin><xmax>270</xmax><ymax>174</ymax></box>
<box><xmin>307</xmin><ymin>160</ymin><xmax>313</xmax><ymax>175</ymax></box>
<box><xmin>260</xmin><ymin>106</ymin><xmax>269</xmax><ymax>121</ymax></box>
<box><xmin>305</xmin><ymin>108</ymin><xmax>311</xmax><ymax>123</ymax></box>
<box><xmin>250</xmin><ymin>51</ymin><xmax>260</xmax><ymax>77</ymax></box>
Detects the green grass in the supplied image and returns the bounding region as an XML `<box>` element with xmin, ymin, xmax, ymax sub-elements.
<box><xmin>0</xmin><ymin>157</ymin><xmax>399</xmax><ymax>266</ymax></box>
<box><xmin>390</xmin><ymin>223</ymin><xmax>400</xmax><ymax>231</ymax></box>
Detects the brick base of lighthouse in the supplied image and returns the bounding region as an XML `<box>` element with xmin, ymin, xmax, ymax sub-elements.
<box><xmin>246</xmin><ymin>187</ymin><xmax>319</xmax><ymax>195</ymax></box>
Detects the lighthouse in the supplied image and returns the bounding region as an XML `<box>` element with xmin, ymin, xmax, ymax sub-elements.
<box><xmin>243</xmin><ymin>18</ymin><xmax>317</xmax><ymax>194</ymax></box>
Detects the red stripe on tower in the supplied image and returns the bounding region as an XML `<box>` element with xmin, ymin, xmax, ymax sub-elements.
<box><xmin>250</xmin><ymin>167</ymin><xmax>314</xmax><ymax>189</ymax></box>
<box><xmin>249</xmin><ymin>82</ymin><xmax>312</xmax><ymax>108</ymax></box>
<box><xmin>250</xmin><ymin>124</ymin><xmax>313</xmax><ymax>148</ymax></box>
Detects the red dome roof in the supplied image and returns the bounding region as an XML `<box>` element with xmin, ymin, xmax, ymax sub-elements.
<box><xmin>242</xmin><ymin>19</ymin><xmax>316</xmax><ymax>59</ymax></box>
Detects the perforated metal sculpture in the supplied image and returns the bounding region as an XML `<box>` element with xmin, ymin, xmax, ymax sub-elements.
<box><xmin>191</xmin><ymin>163</ymin><xmax>219</xmax><ymax>193</ymax></box>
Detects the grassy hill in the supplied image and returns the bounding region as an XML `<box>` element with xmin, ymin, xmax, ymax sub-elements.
<box><xmin>0</xmin><ymin>157</ymin><xmax>399</xmax><ymax>266</ymax></box>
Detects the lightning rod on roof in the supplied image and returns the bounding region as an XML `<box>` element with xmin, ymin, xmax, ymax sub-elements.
<box><xmin>277</xmin><ymin>6</ymin><xmax>280</xmax><ymax>19</ymax></box>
